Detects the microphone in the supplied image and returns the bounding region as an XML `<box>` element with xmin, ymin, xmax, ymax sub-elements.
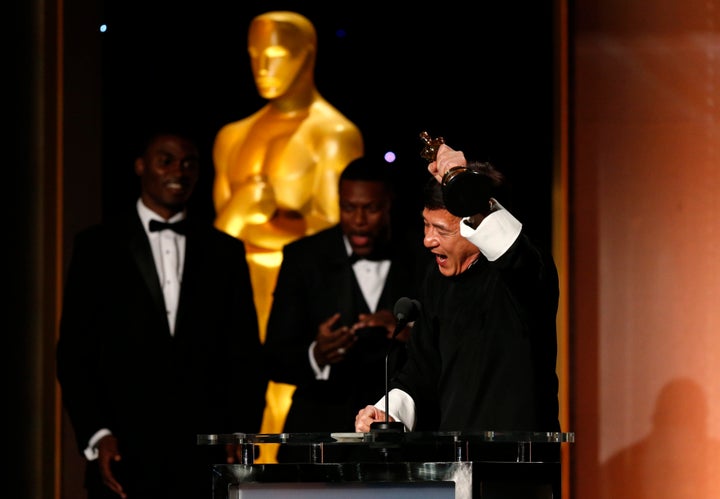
<box><xmin>370</xmin><ymin>297</ymin><xmax>421</xmax><ymax>433</ymax></box>
<box><xmin>392</xmin><ymin>297</ymin><xmax>421</xmax><ymax>339</ymax></box>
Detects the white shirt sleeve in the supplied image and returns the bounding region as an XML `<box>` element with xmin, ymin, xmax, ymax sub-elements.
<box><xmin>460</xmin><ymin>200</ymin><xmax>522</xmax><ymax>262</ymax></box>
<box><xmin>309</xmin><ymin>341</ymin><xmax>331</xmax><ymax>380</ymax></box>
<box><xmin>373</xmin><ymin>389</ymin><xmax>416</xmax><ymax>432</ymax></box>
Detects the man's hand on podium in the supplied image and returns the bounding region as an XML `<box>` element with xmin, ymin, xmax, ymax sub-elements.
<box><xmin>355</xmin><ymin>405</ymin><xmax>394</xmax><ymax>432</ymax></box>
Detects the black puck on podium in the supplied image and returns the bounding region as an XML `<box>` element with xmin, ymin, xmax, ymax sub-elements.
<box><xmin>370</xmin><ymin>421</ymin><xmax>405</xmax><ymax>433</ymax></box>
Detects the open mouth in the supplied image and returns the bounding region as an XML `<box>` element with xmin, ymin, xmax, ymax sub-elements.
<box><xmin>165</xmin><ymin>178</ymin><xmax>189</xmax><ymax>192</ymax></box>
<box><xmin>349</xmin><ymin>234</ymin><xmax>371</xmax><ymax>249</ymax></box>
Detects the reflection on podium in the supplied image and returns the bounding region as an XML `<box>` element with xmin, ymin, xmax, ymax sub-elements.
<box><xmin>199</xmin><ymin>431</ymin><xmax>575</xmax><ymax>499</ymax></box>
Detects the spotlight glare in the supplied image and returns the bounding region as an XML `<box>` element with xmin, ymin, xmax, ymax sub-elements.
<box><xmin>384</xmin><ymin>151</ymin><xmax>396</xmax><ymax>163</ymax></box>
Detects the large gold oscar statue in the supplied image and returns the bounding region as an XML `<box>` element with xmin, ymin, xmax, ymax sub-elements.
<box><xmin>213</xmin><ymin>11</ymin><xmax>364</xmax><ymax>463</ymax></box>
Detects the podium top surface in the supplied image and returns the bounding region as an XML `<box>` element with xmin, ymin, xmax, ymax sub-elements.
<box><xmin>197</xmin><ymin>430</ymin><xmax>575</xmax><ymax>446</ymax></box>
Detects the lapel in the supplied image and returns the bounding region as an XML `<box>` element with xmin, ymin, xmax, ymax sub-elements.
<box><xmin>174</xmin><ymin>221</ymin><xmax>199</xmax><ymax>337</ymax></box>
<box><xmin>375</xmin><ymin>270</ymin><xmax>395</xmax><ymax>311</ymax></box>
<box><xmin>124</xmin><ymin>213</ymin><xmax>171</xmax><ymax>335</ymax></box>
<box><xmin>375</xmin><ymin>240</ymin><xmax>412</xmax><ymax>311</ymax></box>
<box><xmin>324</xmin><ymin>226</ymin><xmax>368</xmax><ymax>321</ymax></box>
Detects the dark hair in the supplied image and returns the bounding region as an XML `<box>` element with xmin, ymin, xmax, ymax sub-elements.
<box><xmin>339</xmin><ymin>156</ymin><xmax>394</xmax><ymax>186</ymax></box>
<box><xmin>131</xmin><ymin>123</ymin><xmax>199</xmax><ymax>159</ymax></box>
<box><xmin>423</xmin><ymin>160</ymin><xmax>505</xmax><ymax>212</ymax></box>
<box><xmin>467</xmin><ymin>160</ymin><xmax>504</xmax><ymax>188</ymax></box>
<box><xmin>423</xmin><ymin>176</ymin><xmax>446</xmax><ymax>210</ymax></box>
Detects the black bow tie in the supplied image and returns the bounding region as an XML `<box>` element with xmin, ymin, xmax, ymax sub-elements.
<box><xmin>349</xmin><ymin>248</ymin><xmax>392</xmax><ymax>264</ymax></box>
<box><xmin>149</xmin><ymin>219</ymin><xmax>187</xmax><ymax>235</ymax></box>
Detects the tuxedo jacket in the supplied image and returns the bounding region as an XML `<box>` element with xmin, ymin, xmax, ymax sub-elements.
<box><xmin>56</xmin><ymin>211</ymin><xmax>268</xmax><ymax>497</ymax></box>
<box><xmin>264</xmin><ymin>224</ymin><xmax>431</xmax><ymax>434</ymax></box>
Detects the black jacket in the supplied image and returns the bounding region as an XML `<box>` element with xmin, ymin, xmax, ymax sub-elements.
<box><xmin>264</xmin><ymin>224</ymin><xmax>431</xmax><ymax>433</ymax></box>
<box><xmin>56</xmin><ymin>212</ymin><xmax>268</xmax><ymax>498</ymax></box>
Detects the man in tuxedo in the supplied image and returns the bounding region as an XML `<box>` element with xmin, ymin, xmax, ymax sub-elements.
<box><xmin>263</xmin><ymin>155</ymin><xmax>431</xmax><ymax>462</ymax></box>
<box><xmin>56</xmin><ymin>131</ymin><xmax>268</xmax><ymax>499</ymax></box>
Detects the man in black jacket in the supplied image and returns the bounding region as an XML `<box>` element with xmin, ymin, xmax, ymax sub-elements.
<box><xmin>355</xmin><ymin>143</ymin><xmax>560</xmax><ymax>435</ymax></box>
<box><xmin>57</xmin><ymin>131</ymin><xmax>268</xmax><ymax>499</ymax></box>
<box><xmin>264</xmin><ymin>155</ymin><xmax>431</xmax><ymax>462</ymax></box>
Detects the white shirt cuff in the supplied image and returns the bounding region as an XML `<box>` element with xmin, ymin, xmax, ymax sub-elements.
<box><xmin>460</xmin><ymin>200</ymin><xmax>522</xmax><ymax>262</ymax></box>
<box><xmin>374</xmin><ymin>389</ymin><xmax>416</xmax><ymax>431</ymax></box>
<box><xmin>309</xmin><ymin>341</ymin><xmax>330</xmax><ymax>380</ymax></box>
<box><xmin>84</xmin><ymin>428</ymin><xmax>112</xmax><ymax>460</ymax></box>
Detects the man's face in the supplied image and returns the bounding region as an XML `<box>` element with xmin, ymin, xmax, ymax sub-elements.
<box><xmin>423</xmin><ymin>207</ymin><xmax>480</xmax><ymax>276</ymax></box>
<box><xmin>339</xmin><ymin>179</ymin><xmax>392</xmax><ymax>257</ymax></box>
<box><xmin>134</xmin><ymin>134</ymin><xmax>199</xmax><ymax>219</ymax></box>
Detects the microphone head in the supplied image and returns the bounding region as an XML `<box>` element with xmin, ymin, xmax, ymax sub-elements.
<box><xmin>393</xmin><ymin>297</ymin><xmax>421</xmax><ymax>323</ymax></box>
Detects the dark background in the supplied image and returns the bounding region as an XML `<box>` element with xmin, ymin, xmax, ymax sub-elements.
<box><xmin>99</xmin><ymin>1</ymin><xmax>555</xmax><ymax>245</ymax></box>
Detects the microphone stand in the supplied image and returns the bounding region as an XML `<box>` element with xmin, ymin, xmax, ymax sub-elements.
<box><xmin>370</xmin><ymin>322</ymin><xmax>406</xmax><ymax>433</ymax></box>
<box><xmin>367</xmin><ymin>323</ymin><xmax>406</xmax><ymax>462</ymax></box>
<box><xmin>367</xmin><ymin>296</ymin><xmax>420</xmax><ymax>461</ymax></box>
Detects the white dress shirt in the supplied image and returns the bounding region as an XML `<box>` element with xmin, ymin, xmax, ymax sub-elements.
<box><xmin>309</xmin><ymin>236</ymin><xmax>391</xmax><ymax>380</ymax></box>
<box><xmin>137</xmin><ymin>199</ymin><xmax>186</xmax><ymax>336</ymax></box>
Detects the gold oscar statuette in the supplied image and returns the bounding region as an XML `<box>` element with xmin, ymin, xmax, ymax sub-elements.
<box><xmin>419</xmin><ymin>130</ymin><xmax>491</xmax><ymax>217</ymax></box>
<box><xmin>419</xmin><ymin>131</ymin><xmax>445</xmax><ymax>162</ymax></box>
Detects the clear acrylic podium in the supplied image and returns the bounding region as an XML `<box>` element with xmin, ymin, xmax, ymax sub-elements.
<box><xmin>198</xmin><ymin>431</ymin><xmax>574</xmax><ymax>499</ymax></box>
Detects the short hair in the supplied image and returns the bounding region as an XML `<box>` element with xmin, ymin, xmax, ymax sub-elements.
<box><xmin>133</xmin><ymin>127</ymin><xmax>198</xmax><ymax>159</ymax></box>
<box><xmin>339</xmin><ymin>156</ymin><xmax>393</xmax><ymax>186</ymax></box>
<box><xmin>423</xmin><ymin>176</ymin><xmax>446</xmax><ymax>210</ymax></box>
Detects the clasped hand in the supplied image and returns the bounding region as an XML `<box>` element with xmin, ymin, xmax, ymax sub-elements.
<box><xmin>313</xmin><ymin>310</ymin><xmax>406</xmax><ymax>366</ymax></box>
